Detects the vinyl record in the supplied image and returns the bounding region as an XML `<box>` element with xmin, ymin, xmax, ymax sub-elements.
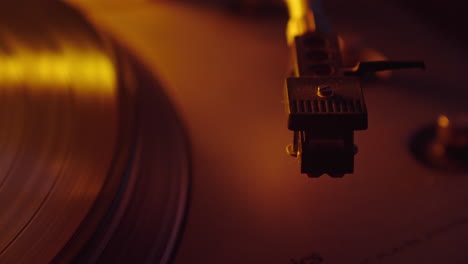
<box><xmin>0</xmin><ymin>1</ymin><xmax>189</xmax><ymax>263</ymax></box>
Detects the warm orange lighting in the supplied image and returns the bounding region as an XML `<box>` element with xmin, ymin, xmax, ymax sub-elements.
<box><xmin>438</xmin><ymin>115</ymin><xmax>450</xmax><ymax>128</ymax></box>
<box><xmin>285</xmin><ymin>0</ymin><xmax>316</xmax><ymax>44</ymax></box>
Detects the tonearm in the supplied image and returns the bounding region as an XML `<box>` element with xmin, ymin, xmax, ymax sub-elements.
<box><xmin>284</xmin><ymin>0</ymin><xmax>425</xmax><ymax>177</ymax></box>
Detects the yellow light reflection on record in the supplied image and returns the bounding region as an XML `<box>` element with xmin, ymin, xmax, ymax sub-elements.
<box><xmin>0</xmin><ymin>50</ymin><xmax>116</xmax><ymax>96</ymax></box>
<box><xmin>284</xmin><ymin>0</ymin><xmax>316</xmax><ymax>44</ymax></box>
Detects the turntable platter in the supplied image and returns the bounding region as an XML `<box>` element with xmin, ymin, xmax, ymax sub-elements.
<box><xmin>70</xmin><ymin>1</ymin><xmax>468</xmax><ymax>263</ymax></box>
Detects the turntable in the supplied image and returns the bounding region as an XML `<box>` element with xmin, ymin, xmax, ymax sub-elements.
<box><xmin>1</xmin><ymin>0</ymin><xmax>468</xmax><ymax>263</ymax></box>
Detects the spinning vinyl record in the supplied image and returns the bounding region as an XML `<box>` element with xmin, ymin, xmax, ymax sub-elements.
<box><xmin>0</xmin><ymin>1</ymin><xmax>189</xmax><ymax>263</ymax></box>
